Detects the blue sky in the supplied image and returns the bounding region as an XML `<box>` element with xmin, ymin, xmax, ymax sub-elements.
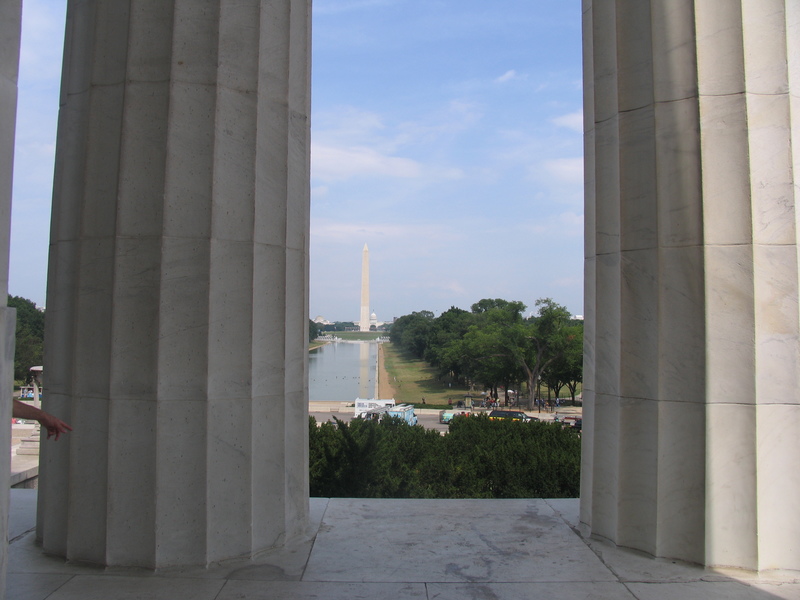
<box><xmin>9</xmin><ymin>0</ymin><xmax>65</xmax><ymax>309</ymax></box>
<box><xmin>11</xmin><ymin>0</ymin><xmax>584</xmax><ymax>321</ymax></box>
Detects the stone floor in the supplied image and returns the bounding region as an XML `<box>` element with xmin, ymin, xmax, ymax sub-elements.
<box><xmin>7</xmin><ymin>491</ymin><xmax>800</xmax><ymax>599</ymax></box>
<box><xmin>9</xmin><ymin>424</ymin><xmax>40</xmax><ymax>488</ymax></box>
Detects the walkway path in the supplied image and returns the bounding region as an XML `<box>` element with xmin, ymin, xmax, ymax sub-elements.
<box><xmin>376</xmin><ymin>342</ymin><xmax>396</xmax><ymax>400</ymax></box>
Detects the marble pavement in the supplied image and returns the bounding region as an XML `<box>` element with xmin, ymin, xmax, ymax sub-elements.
<box><xmin>7</xmin><ymin>491</ymin><xmax>800</xmax><ymax>600</ymax></box>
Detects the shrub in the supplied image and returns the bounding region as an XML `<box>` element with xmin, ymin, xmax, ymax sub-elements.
<box><xmin>308</xmin><ymin>415</ymin><xmax>580</xmax><ymax>498</ymax></box>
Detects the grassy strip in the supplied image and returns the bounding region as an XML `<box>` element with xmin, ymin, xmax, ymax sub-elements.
<box><xmin>381</xmin><ymin>343</ymin><xmax>474</xmax><ymax>407</ymax></box>
<box><xmin>381</xmin><ymin>342</ymin><xmax>582</xmax><ymax>408</ymax></box>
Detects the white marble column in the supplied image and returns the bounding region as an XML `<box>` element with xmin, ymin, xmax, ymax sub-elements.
<box><xmin>0</xmin><ymin>1</ymin><xmax>22</xmax><ymax>595</ymax></box>
<box><xmin>582</xmin><ymin>0</ymin><xmax>800</xmax><ymax>570</ymax></box>
<box><xmin>38</xmin><ymin>0</ymin><xmax>311</xmax><ymax>568</ymax></box>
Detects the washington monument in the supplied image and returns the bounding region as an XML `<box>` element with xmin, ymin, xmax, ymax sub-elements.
<box><xmin>359</xmin><ymin>244</ymin><xmax>370</xmax><ymax>331</ymax></box>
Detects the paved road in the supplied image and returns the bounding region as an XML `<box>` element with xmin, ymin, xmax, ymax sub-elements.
<box><xmin>311</xmin><ymin>410</ymin><xmax>450</xmax><ymax>433</ymax></box>
<box><xmin>311</xmin><ymin>406</ymin><xmax>581</xmax><ymax>435</ymax></box>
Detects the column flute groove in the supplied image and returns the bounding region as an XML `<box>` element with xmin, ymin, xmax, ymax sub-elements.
<box><xmin>40</xmin><ymin>0</ymin><xmax>311</xmax><ymax>568</ymax></box>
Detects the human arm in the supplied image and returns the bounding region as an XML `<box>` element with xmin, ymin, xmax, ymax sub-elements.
<box><xmin>13</xmin><ymin>399</ymin><xmax>73</xmax><ymax>441</ymax></box>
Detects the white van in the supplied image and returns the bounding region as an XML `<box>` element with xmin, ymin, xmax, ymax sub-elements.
<box><xmin>354</xmin><ymin>398</ymin><xmax>395</xmax><ymax>418</ymax></box>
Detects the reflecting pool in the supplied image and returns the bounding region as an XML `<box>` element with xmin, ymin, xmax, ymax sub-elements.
<box><xmin>308</xmin><ymin>341</ymin><xmax>378</xmax><ymax>402</ymax></box>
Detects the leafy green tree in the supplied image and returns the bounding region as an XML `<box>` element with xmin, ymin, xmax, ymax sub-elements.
<box><xmin>8</xmin><ymin>295</ymin><xmax>44</xmax><ymax>382</ymax></box>
<box><xmin>390</xmin><ymin>310</ymin><xmax>434</xmax><ymax>358</ymax></box>
<box><xmin>498</xmin><ymin>299</ymin><xmax>573</xmax><ymax>409</ymax></box>
<box><xmin>389</xmin><ymin>298</ymin><xmax>577</xmax><ymax>406</ymax></box>
<box><xmin>470</xmin><ymin>298</ymin><xmax>526</xmax><ymax>317</ymax></box>
<box><xmin>457</xmin><ymin>323</ymin><xmax>522</xmax><ymax>400</ymax></box>
<box><xmin>563</xmin><ymin>344</ymin><xmax>583</xmax><ymax>401</ymax></box>
<box><xmin>324</xmin><ymin>321</ymin><xmax>355</xmax><ymax>331</ymax></box>
<box><xmin>542</xmin><ymin>321</ymin><xmax>583</xmax><ymax>402</ymax></box>
<box><xmin>309</xmin><ymin>319</ymin><xmax>321</xmax><ymax>342</ymax></box>
<box><xmin>463</xmin><ymin>299</ymin><xmax>529</xmax><ymax>400</ymax></box>
<box><xmin>423</xmin><ymin>307</ymin><xmax>474</xmax><ymax>375</ymax></box>
<box><xmin>309</xmin><ymin>417</ymin><xmax>380</xmax><ymax>497</ymax></box>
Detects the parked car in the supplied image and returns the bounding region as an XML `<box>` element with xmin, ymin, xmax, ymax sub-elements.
<box><xmin>439</xmin><ymin>408</ymin><xmax>472</xmax><ymax>424</ymax></box>
<box><xmin>488</xmin><ymin>410</ymin><xmax>533</xmax><ymax>422</ymax></box>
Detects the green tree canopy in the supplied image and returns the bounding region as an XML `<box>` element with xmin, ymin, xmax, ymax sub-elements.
<box><xmin>501</xmin><ymin>298</ymin><xmax>573</xmax><ymax>407</ymax></box>
<box><xmin>470</xmin><ymin>298</ymin><xmax>526</xmax><ymax>317</ymax></box>
<box><xmin>389</xmin><ymin>298</ymin><xmax>581</xmax><ymax>401</ymax></box>
<box><xmin>8</xmin><ymin>295</ymin><xmax>44</xmax><ymax>382</ymax></box>
<box><xmin>309</xmin><ymin>319</ymin><xmax>322</xmax><ymax>342</ymax></box>
<box><xmin>390</xmin><ymin>310</ymin><xmax>435</xmax><ymax>358</ymax></box>
<box><xmin>541</xmin><ymin>320</ymin><xmax>583</xmax><ymax>400</ymax></box>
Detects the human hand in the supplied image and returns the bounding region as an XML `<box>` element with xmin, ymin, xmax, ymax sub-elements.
<box><xmin>39</xmin><ymin>413</ymin><xmax>73</xmax><ymax>441</ymax></box>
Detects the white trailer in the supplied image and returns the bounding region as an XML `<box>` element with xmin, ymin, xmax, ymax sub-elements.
<box><xmin>354</xmin><ymin>398</ymin><xmax>395</xmax><ymax>418</ymax></box>
<box><xmin>369</xmin><ymin>404</ymin><xmax>418</xmax><ymax>426</ymax></box>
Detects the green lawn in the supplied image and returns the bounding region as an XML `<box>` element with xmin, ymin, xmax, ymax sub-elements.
<box><xmin>381</xmin><ymin>344</ymin><xmax>475</xmax><ymax>407</ymax></box>
<box><xmin>381</xmin><ymin>343</ymin><xmax>582</xmax><ymax>409</ymax></box>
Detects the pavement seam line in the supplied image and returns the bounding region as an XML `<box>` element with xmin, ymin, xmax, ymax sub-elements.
<box><xmin>8</xmin><ymin>526</ymin><xmax>36</xmax><ymax>545</ymax></box>
<box><xmin>542</xmin><ymin>498</ymin><xmax>628</xmax><ymax>584</ymax></box>
<box><xmin>299</xmin><ymin>498</ymin><xmax>332</xmax><ymax>581</ymax></box>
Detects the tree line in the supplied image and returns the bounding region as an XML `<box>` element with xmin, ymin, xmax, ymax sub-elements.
<box><xmin>389</xmin><ymin>298</ymin><xmax>582</xmax><ymax>407</ymax></box>
<box><xmin>8</xmin><ymin>295</ymin><xmax>44</xmax><ymax>383</ymax></box>
<box><xmin>310</xmin><ymin>414</ymin><xmax>580</xmax><ymax>498</ymax></box>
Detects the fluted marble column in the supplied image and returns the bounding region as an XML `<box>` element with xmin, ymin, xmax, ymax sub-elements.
<box><xmin>38</xmin><ymin>0</ymin><xmax>311</xmax><ymax>568</ymax></box>
<box><xmin>0</xmin><ymin>2</ymin><xmax>22</xmax><ymax>593</ymax></box>
<box><xmin>582</xmin><ymin>0</ymin><xmax>800</xmax><ymax>570</ymax></box>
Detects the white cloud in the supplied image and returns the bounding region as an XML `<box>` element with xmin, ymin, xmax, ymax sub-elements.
<box><xmin>437</xmin><ymin>167</ymin><xmax>465</xmax><ymax>180</ymax></box>
<box><xmin>312</xmin><ymin>143</ymin><xmax>422</xmax><ymax>181</ymax></box>
<box><xmin>391</xmin><ymin>100</ymin><xmax>483</xmax><ymax>148</ymax></box>
<box><xmin>314</xmin><ymin>107</ymin><xmax>387</xmax><ymax>144</ymax></box>
<box><xmin>527</xmin><ymin>211</ymin><xmax>584</xmax><ymax>237</ymax></box>
<box><xmin>541</xmin><ymin>157</ymin><xmax>583</xmax><ymax>184</ymax></box>
<box><xmin>311</xmin><ymin>220</ymin><xmax>462</xmax><ymax>246</ymax></box>
<box><xmin>551</xmin><ymin>276</ymin><xmax>582</xmax><ymax>288</ymax></box>
<box><xmin>312</xmin><ymin>104</ymin><xmax>472</xmax><ymax>184</ymax></box>
<box><xmin>19</xmin><ymin>0</ymin><xmax>67</xmax><ymax>81</ymax></box>
<box><xmin>495</xmin><ymin>70</ymin><xmax>518</xmax><ymax>83</ymax></box>
<box><xmin>407</xmin><ymin>277</ymin><xmax>469</xmax><ymax>296</ymax></box>
<box><xmin>311</xmin><ymin>185</ymin><xmax>330</xmax><ymax>200</ymax></box>
<box><xmin>551</xmin><ymin>110</ymin><xmax>584</xmax><ymax>133</ymax></box>
<box><xmin>446</xmin><ymin>100</ymin><xmax>482</xmax><ymax>124</ymax></box>
<box><xmin>314</xmin><ymin>0</ymin><xmax>399</xmax><ymax>15</ymax></box>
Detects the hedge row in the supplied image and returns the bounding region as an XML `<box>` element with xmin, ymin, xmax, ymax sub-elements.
<box><xmin>309</xmin><ymin>415</ymin><xmax>581</xmax><ymax>498</ymax></box>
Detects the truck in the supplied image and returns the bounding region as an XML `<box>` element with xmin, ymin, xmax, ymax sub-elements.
<box><xmin>354</xmin><ymin>398</ymin><xmax>395</xmax><ymax>418</ymax></box>
<box><xmin>362</xmin><ymin>403</ymin><xmax>418</xmax><ymax>426</ymax></box>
